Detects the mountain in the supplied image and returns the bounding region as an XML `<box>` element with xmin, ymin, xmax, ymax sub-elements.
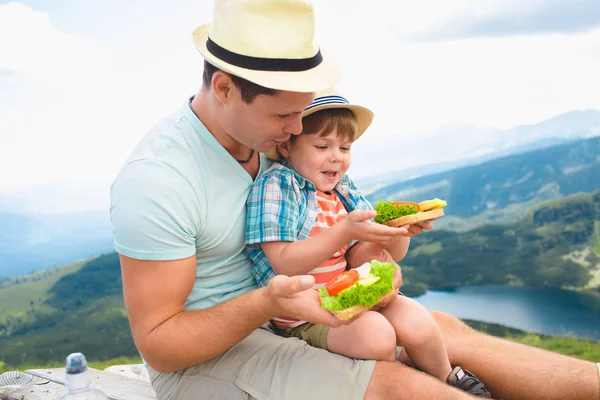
<box><xmin>355</xmin><ymin>136</ymin><xmax>576</xmax><ymax>194</ymax></box>
<box><xmin>351</xmin><ymin>109</ymin><xmax>600</xmax><ymax>183</ymax></box>
<box><xmin>366</xmin><ymin>136</ymin><xmax>600</xmax><ymax>229</ymax></box>
<box><xmin>1</xmin><ymin>192</ymin><xmax>599</xmax><ymax>368</ymax></box>
<box><xmin>0</xmin><ymin>210</ymin><xmax>114</xmax><ymax>278</ymax></box>
<box><xmin>400</xmin><ymin>190</ymin><xmax>600</xmax><ymax>300</ymax></box>
<box><xmin>0</xmin><ymin>253</ymin><xmax>135</xmax><ymax>367</ymax></box>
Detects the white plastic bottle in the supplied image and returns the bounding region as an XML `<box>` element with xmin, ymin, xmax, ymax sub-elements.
<box><xmin>58</xmin><ymin>353</ymin><xmax>109</xmax><ymax>399</ymax></box>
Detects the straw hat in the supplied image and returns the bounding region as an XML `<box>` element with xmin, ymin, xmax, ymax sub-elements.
<box><xmin>192</xmin><ymin>0</ymin><xmax>341</xmax><ymax>92</ymax></box>
<box><xmin>266</xmin><ymin>87</ymin><xmax>374</xmax><ymax>160</ymax></box>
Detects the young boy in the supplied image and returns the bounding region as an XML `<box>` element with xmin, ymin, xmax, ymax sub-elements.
<box><xmin>245</xmin><ymin>89</ymin><xmax>491</xmax><ymax>398</ymax></box>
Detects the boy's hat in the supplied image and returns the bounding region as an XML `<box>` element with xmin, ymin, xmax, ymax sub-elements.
<box><xmin>192</xmin><ymin>0</ymin><xmax>340</xmax><ymax>92</ymax></box>
<box><xmin>266</xmin><ymin>87</ymin><xmax>375</xmax><ymax>160</ymax></box>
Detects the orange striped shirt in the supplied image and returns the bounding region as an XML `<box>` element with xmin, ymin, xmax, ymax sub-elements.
<box><xmin>273</xmin><ymin>190</ymin><xmax>349</xmax><ymax>328</ymax></box>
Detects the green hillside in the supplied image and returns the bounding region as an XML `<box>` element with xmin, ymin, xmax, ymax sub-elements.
<box><xmin>367</xmin><ymin>136</ymin><xmax>600</xmax><ymax>228</ymax></box>
<box><xmin>0</xmin><ymin>253</ymin><xmax>137</xmax><ymax>367</ymax></box>
<box><xmin>401</xmin><ymin>190</ymin><xmax>600</xmax><ymax>298</ymax></box>
<box><xmin>1</xmin><ymin>191</ymin><xmax>600</xmax><ymax>370</ymax></box>
<box><xmin>463</xmin><ymin>320</ymin><xmax>600</xmax><ymax>362</ymax></box>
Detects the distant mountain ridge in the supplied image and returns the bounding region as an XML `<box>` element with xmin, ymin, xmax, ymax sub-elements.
<box><xmin>2</xmin><ymin>110</ymin><xmax>599</xmax><ymax>279</ymax></box>
<box><xmin>366</xmin><ymin>136</ymin><xmax>600</xmax><ymax>225</ymax></box>
<box><xmin>352</xmin><ymin>108</ymin><xmax>600</xmax><ymax>183</ymax></box>
<box><xmin>356</xmin><ymin>136</ymin><xmax>575</xmax><ymax>194</ymax></box>
<box><xmin>0</xmin><ymin>210</ymin><xmax>114</xmax><ymax>278</ymax></box>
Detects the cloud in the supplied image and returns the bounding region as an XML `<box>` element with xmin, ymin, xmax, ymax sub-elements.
<box><xmin>309</xmin><ymin>1</ymin><xmax>600</xmax><ymax>177</ymax></box>
<box><xmin>2</xmin><ymin>0</ymin><xmax>600</xmax><ymax>189</ymax></box>
<box><xmin>0</xmin><ymin>3</ymin><xmax>121</xmax><ymax>188</ymax></box>
<box><xmin>414</xmin><ymin>0</ymin><xmax>600</xmax><ymax>40</ymax></box>
<box><xmin>0</xmin><ymin>2</ymin><xmax>204</xmax><ymax>189</ymax></box>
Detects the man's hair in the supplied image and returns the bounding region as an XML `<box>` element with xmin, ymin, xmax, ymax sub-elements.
<box><xmin>202</xmin><ymin>61</ymin><xmax>278</xmax><ymax>103</ymax></box>
<box><xmin>292</xmin><ymin>108</ymin><xmax>358</xmax><ymax>143</ymax></box>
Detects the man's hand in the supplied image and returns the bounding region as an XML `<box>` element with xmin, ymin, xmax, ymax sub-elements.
<box><xmin>264</xmin><ymin>275</ymin><xmax>349</xmax><ymax>328</ymax></box>
<box><xmin>341</xmin><ymin>210</ymin><xmax>408</xmax><ymax>245</ymax></box>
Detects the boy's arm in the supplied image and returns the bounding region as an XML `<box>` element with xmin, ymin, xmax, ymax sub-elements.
<box><xmin>342</xmin><ymin>176</ymin><xmax>410</xmax><ymax>264</ymax></box>
<box><xmin>260</xmin><ymin>220</ymin><xmax>352</xmax><ymax>276</ymax></box>
<box><xmin>251</xmin><ymin>172</ymin><xmax>410</xmax><ymax>276</ymax></box>
<box><xmin>385</xmin><ymin>237</ymin><xmax>411</xmax><ymax>261</ymax></box>
<box><xmin>348</xmin><ymin>219</ymin><xmax>434</xmax><ymax>265</ymax></box>
<box><xmin>385</xmin><ymin>220</ymin><xmax>434</xmax><ymax>261</ymax></box>
<box><xmin>345</xmin><ymin>238</ymin><xmax>409</xmax><ymax>268</ymax></box>
<box><xmin>249</xmin><ymin>169</ymin><xmax>351</xmax><ymax>275</ymax></box>
<box><xmin>261</xmin><ymin>210</ymin><xmax>413</xmax><ymax>276</ymax></box>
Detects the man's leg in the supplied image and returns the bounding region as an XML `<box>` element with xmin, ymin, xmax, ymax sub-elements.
<box><xmin>364</xmin><ymin>362</ymin><xmax>475</xmax><ymax>400</ymax></box>
<box><xmin>148</xmin><ymin>327</ymin><xmax>475</xmax><ymax>400</ymax></box>
<box><xmin>432</xmin><ymin>311</ymin><xmax>600</xmax><ymax>400</ymax></box>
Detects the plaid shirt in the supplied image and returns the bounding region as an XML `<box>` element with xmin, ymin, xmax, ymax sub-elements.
<box><xmin>245</xmin><ymin>160</ymin><xmax>372</xmax><ymax>288</ymax></box>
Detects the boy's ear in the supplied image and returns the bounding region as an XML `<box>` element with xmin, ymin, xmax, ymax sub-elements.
<box><xmin>277</xmin><ymin>141</ymin><xmax>291</xmax><ymax>159</ymax></box>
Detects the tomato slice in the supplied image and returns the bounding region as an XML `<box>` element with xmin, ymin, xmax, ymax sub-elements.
<box><xmin>325</xmin><ymin>270</ymin><xmax>359</xmax><ymax>296</ymax></box>
<box><xmin>392</xmin><ymin>201</ymin><xmax>420</xmax><ymax>212</ymax></box>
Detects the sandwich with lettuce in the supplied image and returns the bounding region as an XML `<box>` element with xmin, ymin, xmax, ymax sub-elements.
<box><xmin>319</xmin><ymin>260</ymin><xmax>398</xmax><ymax>320</ymax></box>
<box><xmin>373</xmin><ymin>198</ymin><xmax>447</xmax><ymax>227</ymax></box>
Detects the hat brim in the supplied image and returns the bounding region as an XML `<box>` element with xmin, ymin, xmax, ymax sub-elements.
<box><xmin>193</xmin><ymin>23</ymin><xmax>341</xmax><ymax>93</ymax></box>
<box><xmin>302</xmin><ymin>103</ymin><xmax>373</xmax><ymax>142</ymax></box>
<box><xmin>266</xmin><ymin>104</ymin><xmax>374</xmax><ymax>161</ymax></box>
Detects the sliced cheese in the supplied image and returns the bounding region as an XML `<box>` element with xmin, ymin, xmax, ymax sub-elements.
<box><xmin>418</xmin><ymin>198</ymin><xmax>447</xmax><ymax>211</ymax></box>
<box><xmin>357</xmin><ymin>276</ymin><xmax>380</xmax><ymax>286</ymax></box>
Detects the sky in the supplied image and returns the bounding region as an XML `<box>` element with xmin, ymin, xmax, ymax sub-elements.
<box><xmin>1</xmin><ymin>0</ymin><xmax>600</xmax><ymax>196</ymax></box>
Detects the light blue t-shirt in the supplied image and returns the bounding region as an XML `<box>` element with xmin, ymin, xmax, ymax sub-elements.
<box><xmin>110</xmin><ymin>98</ymin><xmax>270</xmax><ymax>311</ymax></box>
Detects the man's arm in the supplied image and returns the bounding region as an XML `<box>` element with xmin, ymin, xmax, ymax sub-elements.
<box><xmin>121</xmin><ymin>254</ymin><xmax>344</xmax><ymax>373</ymax></box>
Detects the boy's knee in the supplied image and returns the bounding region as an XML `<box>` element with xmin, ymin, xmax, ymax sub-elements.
<box><xmin>398</xmin><ymin>319</ymin><xmax>438</xmax><ymax>348</ymax></box>
<box><xmin>395</xmin><ymin>300</ymin><xmax>441</xmax><ymax>346</ymax></box>
<box><xmin>361</xmin><ymin>312</ymin><xmax>397</xmax><ymax>360</ymax></box>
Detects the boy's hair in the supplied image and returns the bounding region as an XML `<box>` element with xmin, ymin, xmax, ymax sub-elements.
<box><xmin>202</xmin><ymin>60</ymin><xmax>278</xmax><ymax>103</ymax></box>
<box><xmin>293</xmin><ymin>108</ymin><xmax>358</xmax><ymax>143</ymax></box>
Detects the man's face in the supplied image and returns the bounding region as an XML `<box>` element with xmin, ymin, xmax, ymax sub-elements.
<box><xmin>223</xmin><ymin>89</ymin><xmax>315</xmax><ymax>153</ymax></box>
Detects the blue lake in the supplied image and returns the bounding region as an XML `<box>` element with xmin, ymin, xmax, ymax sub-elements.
<box><xmin>413</xmin><ymin>285</ymin><xmax>600</xmax><ymax>341</ymax></box>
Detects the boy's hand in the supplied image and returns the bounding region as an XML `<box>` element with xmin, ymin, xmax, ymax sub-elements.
<box><xmin>342</xmin><ymin>210</ymin><xmax>408</xmax><ymax>244</ymax></box>
<box><xmin>401</xmin><ymin>220</ymin><xmax>434</xmax><ymax>237</ymax></box>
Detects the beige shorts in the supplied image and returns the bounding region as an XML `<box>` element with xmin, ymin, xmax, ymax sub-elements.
<box><xmin>146</xmin><ymin>326</ymin><xmax>376</xmax><ymax>400</ymax></box>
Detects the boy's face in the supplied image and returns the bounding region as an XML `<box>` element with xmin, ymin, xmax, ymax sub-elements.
<box><xmin>279</xmin><ymin>128</ymin><xmax>353</xmax><ymax>192</ymax></box>
<box><xmin>223</xmin><ymin>89</ymin><xmax>315</xmax><ymax>153</ymax></box>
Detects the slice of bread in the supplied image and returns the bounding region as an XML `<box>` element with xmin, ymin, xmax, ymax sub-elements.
<box><xmin>329</xmin><ymin>304</ymin><xmax>368</xmax><ymax>320</ymax></box>
<box><xmin>383</xmin><ymin>208</ymin><xmax>444</xmax><ymax>228</ymax></box>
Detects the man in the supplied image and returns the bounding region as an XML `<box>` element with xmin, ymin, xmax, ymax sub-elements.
<box><xmin>110</xmin><ymin>1</ymin><xmax>600</xmax><ymax>399</ymax></box>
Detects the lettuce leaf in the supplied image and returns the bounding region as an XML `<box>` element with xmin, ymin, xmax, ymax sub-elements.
<box><xmin>373</xmin><ymin>200</ymin><xmax>418</xmax><ymax>224</ymax></box>
<box><xmin>319</xmin><ymin>261</ymin><xmax>398</xmax><ymax>311</ymax></box>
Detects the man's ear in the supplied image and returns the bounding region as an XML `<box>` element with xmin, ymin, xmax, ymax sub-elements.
<box><xmin>277</xmin><ymin>141</ymin><xmax>292</xmax><ymax>159</ymax></box>
<box><xmin>212</xmin><ymin>71</ymin><xmax>237</xmax><ymax>104</ymax></box>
